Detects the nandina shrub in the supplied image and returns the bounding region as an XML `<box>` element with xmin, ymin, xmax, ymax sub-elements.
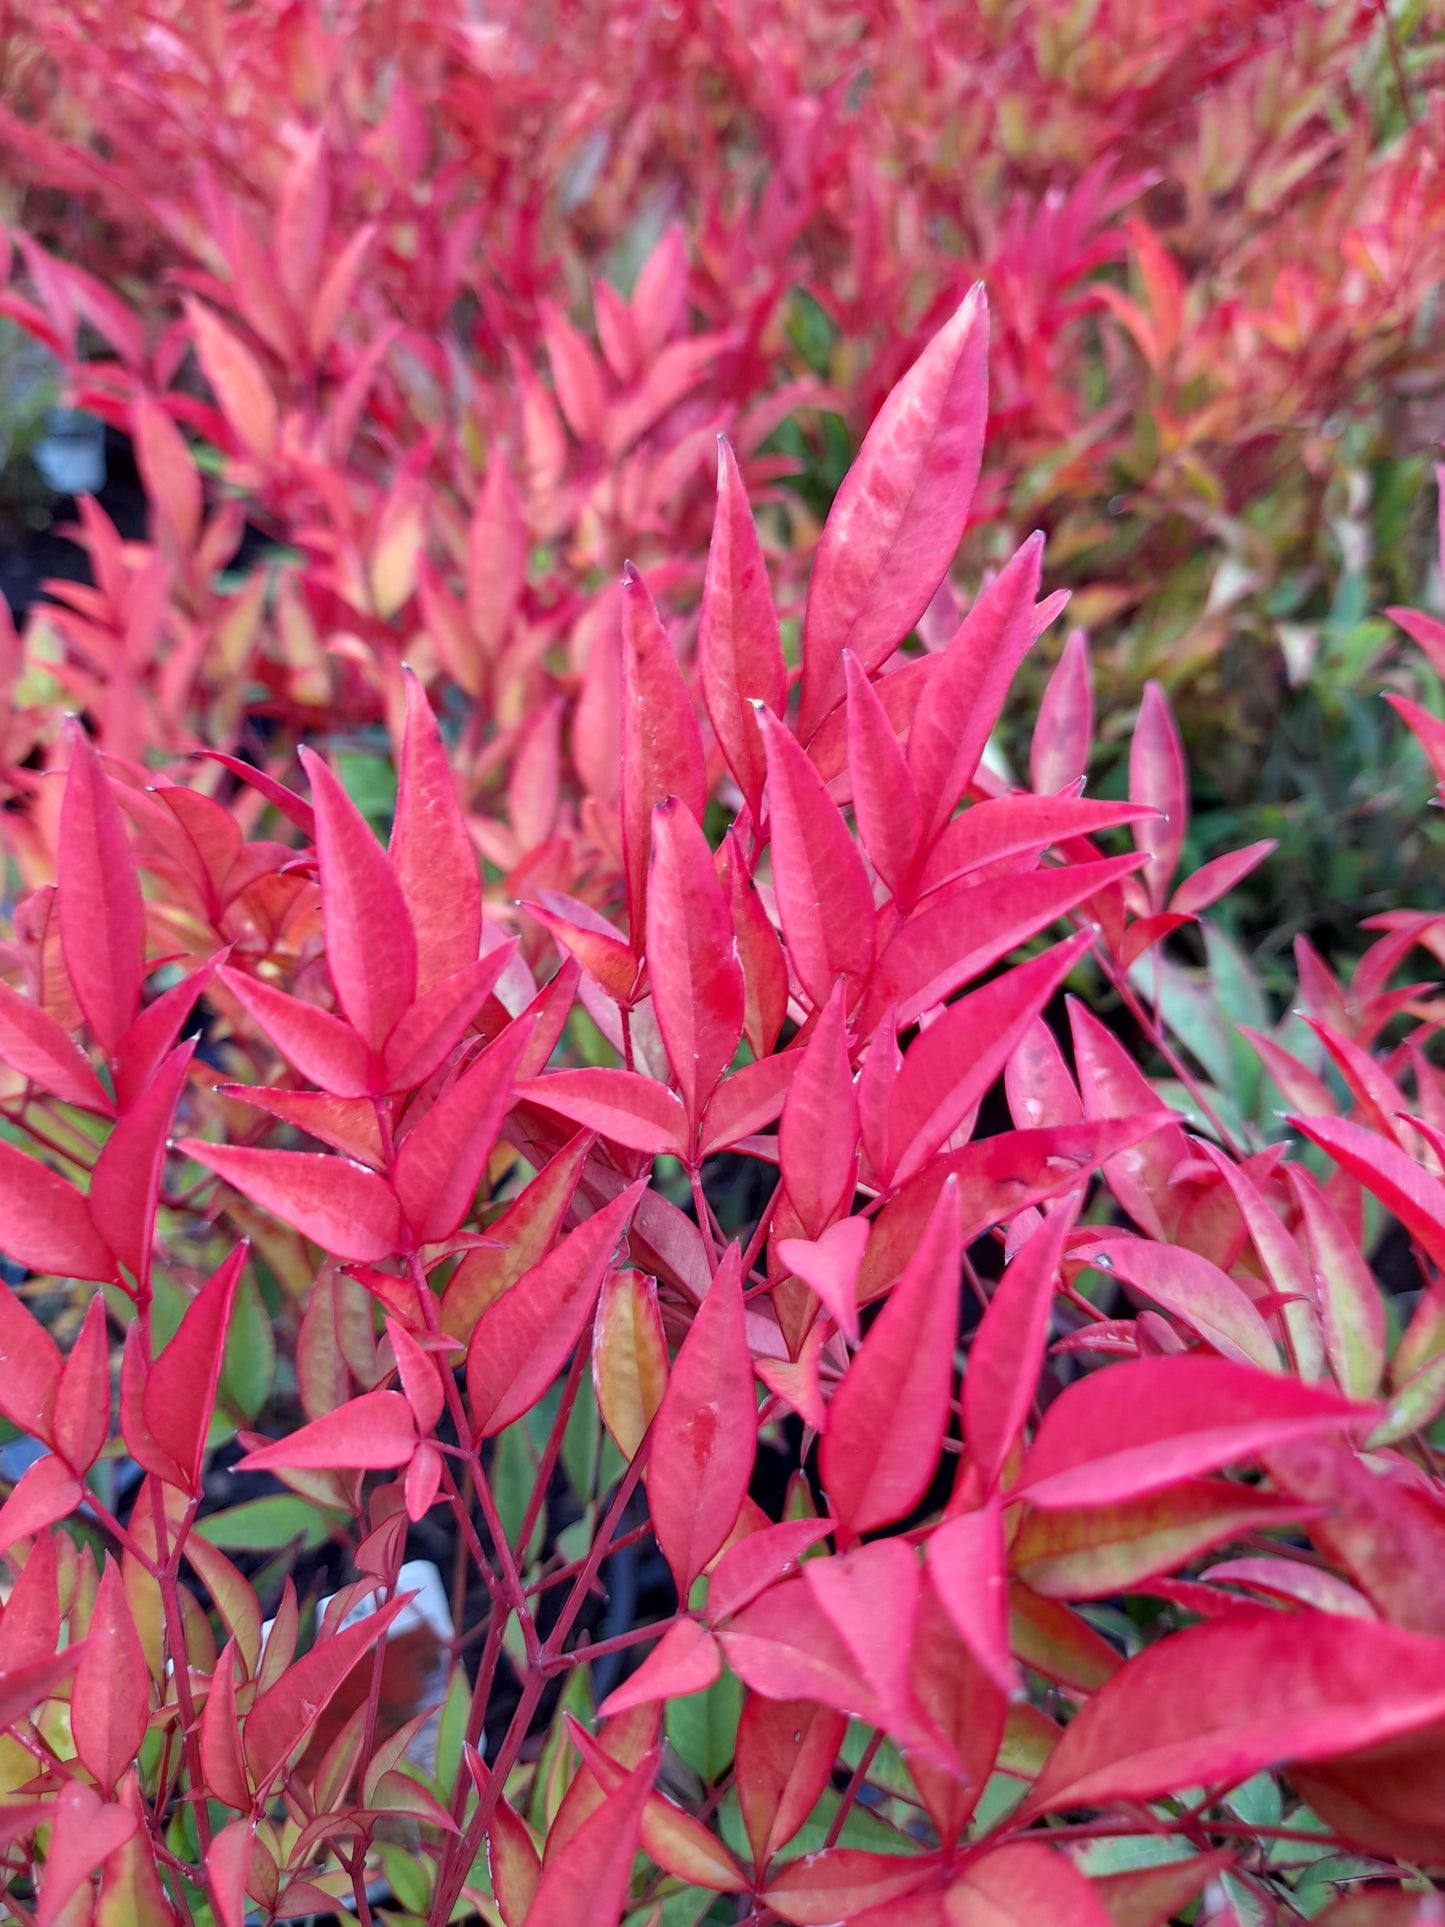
<box><xmin>1</xmin><ymin>297</ymin><xmax>1445</xmax><ymax>1926</ymax></box>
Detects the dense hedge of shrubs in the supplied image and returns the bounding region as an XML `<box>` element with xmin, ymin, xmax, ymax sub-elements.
<box><xmin>0</xmin><ymin>4</ymin><xmax>1444</xmax><ymax>1924</ymax></box>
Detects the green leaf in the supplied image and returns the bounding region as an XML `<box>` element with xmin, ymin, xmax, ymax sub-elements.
<box><xmin>665</xmin><ymin>1665</ymin><xmax>742</xmax><ymax>1783</ymax></box>
<box><xmin>435</xmin><ymin>1664</ymin><xmax>472</xmax><ymax>1798</ymax></box>
<box><xmin>194</xmin><ymin>1494</ymin><xmax>341</xmax><ymax>1552</ymax></box>
<box><xmin>220</xmin><ymin>1267</ymin><xmax>275</xmax><ymax>1420</ymax></box>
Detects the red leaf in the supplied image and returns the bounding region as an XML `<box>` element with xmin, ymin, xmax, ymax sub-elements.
<box><xmin>299</xmin><ymin>746</ymin><xmax>417</xmax><ymax>1050</ymax></box>
<box><xmin>964</xmin><ymin>1200</ymin><xmax>1078</xmax><ymax>1491</ymax></box>
<box><xmin>699</xmin><ymin>438</ymin><xmax>787</xmax><ymax>816</ymax></box>
<box><xmin>0</xmin><ymin>1454</ymin><xmax>81</xmax><ymax>1548</ymax></box>
<box><xmin>58</xmin><ymin>724</ymin><xmax>144</xmax><ymax>1057</ymax></box>
<box><xmin>52</xmin><ymin>1295</ymin><xmax>110</xmax><ymax>1475</ymax></box>
<box><xmin>1030</xmin><ymin>630</ymin><xmax>1093</xmax><ymax>796</ymax></box>
<box><xmin>646</xmin><ymin>797</ymin><xmax>745</xmax><ymax>1129</ymax></box>
<box><xmin>485</xmin><ymin>1793</ymin><xmax>540</xmax><ymax>1927</ymax></box>
<box><xmin>144</xmin><ymin>1242</ymin><xmax>246</xmax><ymax>1493</ymax></box>
<box><xmin>539</xmin><ymin>298</ymin><xmax>607</xmax><ymax>442</ymax></box>
<box><xmin>766</xmin><ymin>1846</ymin><xmax>938</xmax><ymax>1925</ymax></box>
<box><xmin>243</xmin><ymin>1593</ymin><xmax>407</xmax><ymax>1787</ymax></box>
<box><xmin>776</xmin><ymin>1217</ymin><xmax>870</xmax><ymax>1347</ymax></box>
<box><xmin>889</xmin><ymin>936</ymin><xmax>1091</xmax><ymax>1186</ymax></box>
<box><xmin>868</xmin><ymin>855</ymin><xmax>1143</xmax><ymax>1027</ymax></box>
<box><xmin>1091</xmin><ymin>1852</ymin><xmax>1233</xmax><ymax>1927</ymax></box>
<box><xmin>597</xmin><ymin>1619</ymin><xmax>721</xmax><ymax>1718</ymax></box>
<box><xmin>523</xmin><ymin>1750</ymin><xmax>659</xmax><ymax>1927</ymax></box>
<box><xmin>1170</xmin><ymin>840</ymin><xmax>1276</xmax><ymax>918</ymax></box>
<box><xmin>650</xmin><ymin>1244</ymin><xmax>757</xmax><ymax>1591</ymax></box>
<box><xmin>131</xmin><ymin>393</ymin><xmax>202</xmax><ymax>555</ymax></box>
<box><xmin>89</xmin><ymin>1039</ymin><xmax>195</xmax><ymax>1290</ymax></box>
<box><xmin>1130</xmin><ymin>681</ymin><xmax>1187</xmax><ymax>911</ymax></box>
<box><xmin>382</xmin><ymin>949</ymin><xmax>514</xmax><ymax>1094</ymax></box>
<box><xmin>735</xmin><ymin>1696</ymin><xmax>847</xmax><ymax>1871</ymax></box>
<box><xmin>467</xmin><ymin>1182</ymin><xmax>644</xmax><ymax>1437</ymax></box>
<box><xmin>1081</xmin><ymin>1234</ymin><xmax>1282</xmax><ymax>1373</ymax></box>
<box><xmin>724</xmin><ymin>830</ymin><xmax>790</xmax><ymax>1059</ymax></box>
<box><xmin>699</xmin><ymin>1052</ymin><xmax>799</xmax><ymax>1158</ymax></box>
<box><xmin>799</xmin><ymin>287</ymin><xmax>988</xmax><ymax>735</ymax></box>
<box><xmin>114</xmin><ymin>954</ymin><xmax>222</xmax><ymax>1114</ymax></box>
<box><xmin>844</xmin><ymin>652</ymin><xmax>921</xmax><ymax>901</ymax></box>
<box><xmin>179</xmin><ymin>1140</ymin><xmax>401</xmax><ymax>1261</ymax></box>
<box><xmin>1025</xmin><ymin>1607</ymin><xmax>1445</xmax><ymax>1820</ymax></box>
<box><xmin>779</xmin><ymin>984</ymin><xmax>858</xmax><ymax>1237</ymax></box>
<box><xmin>514</xmin><ymin>1067</ymin><xmax>689</xmax><ymax>1159</ymax></box>
<box><xmin>196</xmin><ymin>752</ymin><xmax>315</xmax><ymax>836</ymax></box>
<box><xmin>390</xmin><ymin>669</ymin><xmax>482</xmax><ymax>995</ymax></box>
<box><xmin>442</xmin><ymin>1131</ymin><xmax>592</xmax><ymax>1342</ymax></box>
<box><xmin>186</xmin><ymin>299</ymin><xmax>277</xmax><ymax>462</ymax></box>
<box><xmin>705</xmin><ymin>1520</ymin><xmax>835</xmax><ymax>1626</ymax></box>
<box><xmin>945</xmin><ymin>1841</ymin><xmax>1115</xmax><ymax>1925</ymax></box>
<box><xmin>1017</xmin><ymin>1355</ymin><xmax>1372</xmax><ymax>1510</ymax></box>
<box><xmin>237</xmin><ymin>1388</ymin><xmax>417</xmax><ymax>1472</ymax></box>
<box><xmin>467</xmin><ymin>456</ymin><xmax>527</xmax><ymax>662</ymax></box>
<box><xmin>216</xmin><ymin>1086</ymin><xmax>384</xmax><ymax>1167</ymax></box>
<box><xmin>72</xmin><ymin>1560</ymin><xmax>149</xmax><ymax>1796</ymax></box>
<box><xmin>219</xmin><ymin>966</ymin><xmax>371</xmax><ymax>1096</ymax></box>
<box><xmin>395</xmin><ymin>1018</ymin><xmax>533</xmax><ymax>1244</ymax></box>
<box><xmin>1289</xmin><ymin>1113</ymin><xmax>1445</xmax><ymax>1274</ymax></box>
<box><xmin>0</xmin><ymin>1141</ymin><xmax>116</xmax><ymax>1284</ymax></box>
<box><xmin>0</xmin><ymin>1529</ymin><xmax>58</xmax><ymax>1668</ymax></box>
<box><xmin>35</xmin><ymin>1783</ymin><xmax>137</xmax><ymax>1927</ymax></box>
<box><xmin>927</xmin><ymin>1500</ymin><xmax>1016</xmax><ymax>1696</ymax></box>
<box><xmin>907</xmin><ymin>532</ymin><xmax>1044</xmax><ymax>843</ymax></box>
<box><xmin>722</xmin><ymin>1573</ymin><xmax>886</xmax><ymax>1721</ymax></box>
<box><xmin>0</xmin><ymin>978</ymin><xmax>112</xmax><ymax>1114</ymax></box>
<box><xmin>200</xmin><ymin>1643</ymin><xmax>252</xmax><ymax>1812</ymax></box>
<box><xmin>820</xmin><ymin>1178</ymin><xmax>960</xmax><ymax>1541</ymax></box>
<box><xmin>759</xmin><ymin>708</ymin><xmax>876</xmax><ymax>1012</ymax></box>
<box><xmin>0</xmin><ymin>1646</ymin><xmax>86</xmax><ymax>1736</ymax></box>
<box><xmin>0</xmin><ymin>1280</ymin><xmax>63</xmax><ymax>1438</ymax></box>
<box><xmin>620</xmin><ymin>563</ymin><xmax>706</xmax><ymax>945</ymax></box>
<box><xmin>916</xmin><ymin>794</ymin><xmax>1155</xmax><ymax>902</ymax></box>
<box><xmin>805</xmin><ymin>1539</ymin><xmax>920</xmax><ymax>1738</ymax></box>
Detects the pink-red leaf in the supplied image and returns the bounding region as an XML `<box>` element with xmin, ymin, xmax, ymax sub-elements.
<box><xmin>699</xmin><ymin>438</ymin><xmax>787</xmax><ymax>816</ymax></box>
<box><xmin>514</xmin><ymin>1067</ymin><xmax>689</xmax><ymax>1158</ymax></box>
<box><xmin>390</xmin><ymin>670</ymin><xmax>482</xmax><ymax>994</ymax></box>
<box><xmin>620</xmin><ymin>563</ymin><xmax>706</xmax><ymax>946</ymax></box>
<box><xmin>0</xmin><ymin>1141</ymin><xmax>115</xmax><ymax>1283</ymax></box>
<box><xmin>647</xmin><ymin>797</ymin><xmax>744</xmax><ymax>1128</ymax></box>
<box><xmin>89</xmin><ymin>1039</ymin><xmax>194</xmax><ymax>1289</ymax></box>
<box><xmin>144</xmin><ymin>1243</ymin><xmax>246</xmax><ymax>1493</ymax></box>
<box><xmin>597</xmin><ymin>1619</ymin><xmax>721</xmax><ymax>1718</ymax></box>
<box><xmin>236</xmin><ymin>1388</ymin><xmax>417</xmax><ymax>1472</ymax></box>
<box><xmin>799</xmin><ymin>287</ymin><xmax>988</xmax><ymax>734</ymax></box>
<box><xmin>58</xmin><ymin>724</ymin><xmax>144</xmax><ymax>1057</ymax></box>
<box><xmin>1289</xmin><ymin>1114</ymin><xmax>1445</xmax><ymax>1275</ymax></box>
<box><xmin>394</xmin><ymin>1018</ymin><xmax>532</xmax><ymax>1244</ymax></box>
<box><xmin>467</xmin><ymin>1182</ymin><xmax>644</xmax><ymax>1437</ymax></box>
<box><xmin>650</xmin><ymin>1244</ymin><xmax>756</xmax><ymax>1591</ymax></box>
<box><xmin>759</xmin><ymin>708</ymin><xmax>876</xmax><ymax>1012</ymax></box>
<box><xmin>299</xmin><ymin>746</ymin><xmax>417</xmax><ymax>1050</ymax></box>
<box><xmin>964</xmin><ymin>1198</ymin><xmax>1078</xmax><ymax>1491</ymax></box>
<box><xmin>179</xmin><ymin>1140</ymin><xmax>401</xmax><ymax>1261</ymax></box>
<box><xmin>1025</xmin><ymin>1608</ymin><xmax>1445</xmax><ymax>1819</ymax></box>
<box><xmin>779</xmin><ymin>984</ymin><xmax>858</xmax><ymax>1237</ymax></box>
<box><xmin>1130</xmin><ymin>682</ymin><xmax>1187</xmax><ymax>911</ymax></box>
<box><xmin>0</xmin><ymin>979</ymin><xmax>112</xmax><ymax>1114</ymax></box>
<box><xmin>1017</xmin><ymin>1355</ymin><xmax>1372</xmax><ymax>1510</ymax></box>
<box><xmin>820</xmin><ymin>1179</ymin><xmax>961</xmax><ymax>1541</ymax></box>
<box><xmin>72</xmin><ymin>1561</ymin><xmax>148</xmax><ymax>1797</ymax></box>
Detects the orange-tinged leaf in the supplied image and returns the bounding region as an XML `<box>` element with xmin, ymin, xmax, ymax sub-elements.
<box><xmin>1287</xmin><ymin>1167</ymin><xmax>1386</xmax><ymax>1400</ymax></box>
<box><xmin>592</xmin><ymin>1265</ymin><xmax>668</xmax><ymax>1460</ymax></box>
<box><xmin>390</xmin><ymin>670</ymin><xmax>483</xmax><ymax>994</ymax></box>
<box><xmin>1080</xmin><ymin>1235</ymin><xmax>1281</xmax><ymax>1373</ymax></box>
<box><xmin>243</xmin><ymin>1593</ymin><xmax>407</xmax><ymax>1787</ymax></box>
<box><xmin>485</xmin><ymin>1794</ymin><xmax>540</xmax><ymax>1927</ymax></box>
<box><xmin>186</xmin><ymin>299</ymin><xmax>278</xmax><ymax>462</ymax></box>
<box><xmin>442</xmin><ymin>1132</ymin><xmax>591</xmax><ymax>1342</ymax></box>
<box><xmin>35</xmin><ymin>1782</ymin><xmax>137</xmax><ymax>1927</ymax></box>
<box><xmin>650</xmin><ymin>1244</ymin><xmax>756</xmax><ymax>1591</ymax></box>
<box><xmin>1013</xmin><ymin>1480</ymin><xmax>1315</xmax><ymax>1599</ymax></box>
<box><xmin>1091</xmin><ymin>1852</ymin><xmax>1233</xmax><ymax>1927</ymax></box>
